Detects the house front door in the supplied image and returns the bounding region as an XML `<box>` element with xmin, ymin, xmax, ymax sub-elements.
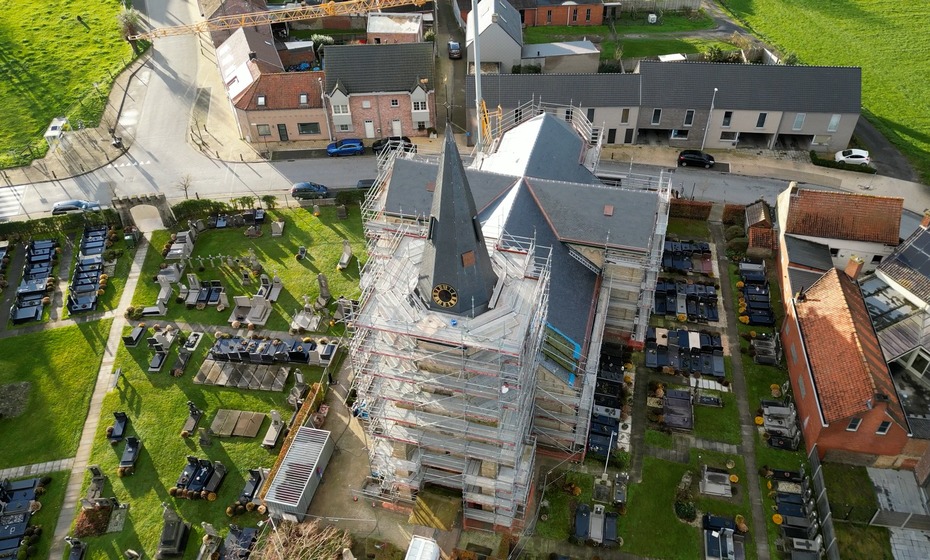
<box><xmin>606</xmin><ymin>128</ymin><xmax>616</xmax><ymax>144</ymax></box>
<box><xmin>364</xmin><ymin>120</ymin><xmax>375</xmax><ymax>138</ymax></box>
<box><xmin>277</xmin><ymin>124</ymin><xmax>288</xmax><ymax>141</ymax></box>
<box><xmin>391</xmin><ymin>119</ymin><xmax>402</xmax><ymax>136</ymax></box>
<box><xmin>624</xmin><ymin>129</ymin><xmax>634</xmax><ymax>143</ymax></box>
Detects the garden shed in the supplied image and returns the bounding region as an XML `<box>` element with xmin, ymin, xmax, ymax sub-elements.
<box><xmin>262</xmin><ymin>426</ymin><xmax>334</xmax><ymax>521</ymax></box>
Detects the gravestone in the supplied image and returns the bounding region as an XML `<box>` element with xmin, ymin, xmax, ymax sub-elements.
<box><xmin>198</xmin><ymin>427</ymin><xmax>212</xmax><ymax>447</ymax></box>
<box><xmin>241</xmin><ymin>270</ymin><xmax>252</xmax><ymax>285</ymax></box>
<box><xmin>318</xmin><ymin>273</ymin><xmax>331</xmax><ymax>301</ymax></box>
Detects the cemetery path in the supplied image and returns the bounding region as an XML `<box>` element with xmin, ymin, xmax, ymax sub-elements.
<box><xmin>0</xmin><ymin>458</ymin><xmax>75</xmax><ymax>480</ymax></box>
<box><xmin>48</xmin><ymin>232</ymin><xmax>76</xmax><ymax>322</ymax></box>
<box><xmin>48</xmin><ymin>236</ymin><xmax>150</xmax><ymax>560</ymax></box>
<box><xmin>709</xmin><ymin>215</ymin><xmax>771</xmax><ymax>560</ymax></box>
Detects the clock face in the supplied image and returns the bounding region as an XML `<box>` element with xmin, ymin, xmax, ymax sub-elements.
<box><xmin>431</xmin><ymin>283</ymin><xmax>458</xmax><ymax>308</ymax></box>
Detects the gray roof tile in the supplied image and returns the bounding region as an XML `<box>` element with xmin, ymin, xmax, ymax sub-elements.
<box><xmin>323</xmin><ymin>43</ymin><xmax>433</xmax><ymax>94</ymax></box>
<box><xmin>784</xmin><ymin>234</ymin><xmax>834</xmax><ymax>271</ymax></box>
<box><xmin>638</xmin><ymin>61</ymin><xmax>861</xmax><ymax>113</ymax></box>
<box><xmin>879</xmin><ymin>225</ymin><xmax>930</xmax><ymax>305</ymax></box>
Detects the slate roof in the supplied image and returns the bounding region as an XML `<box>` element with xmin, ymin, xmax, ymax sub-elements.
<box><xmin>795</xmin><ymin>268</ymin><xmax>908</xmax><ymax>427</ymax></box>
<box><xmin>784</xmin><ymin>189</ymin><xmax>902</xmax><ymax>246</ymax></box>
<box><xmin>233</xmin><ymin>71</ymin><xmax>324</xmax><ymax>110</ymax></box>
<box><xmin>323</xmin><ymin>43</ymin><xmax>433</xmax><ymax>94</ymax></box>
<box><xmin>638</xmin><ymin>61</ymin><xmax>862</xmax><ymax>114</ymax></box>
<box><xmin>466</xmin><ymin>73</ymin><xmax>641</xmax><ymax>108</ymax></box>
<box><xmin>416</xmin><ymin>130</ymin><xmax>500</xmax><ymax>316</ymax></box>
<box><xmin>525</xmin><ymin>178</ymin><xmax>657</xmax><ymax>251</ymax></box>
<box><xmin>783</xmin><ymin>235</ymin><xmax>834</xmax><ymax>271</ymax></box>
<box><xmin>878</xmin><ymin>224</ymin><xmax>930</xmax><ymax>305</ymax></box>
<box><xmin>503</xmin><ymin>183</ymin><xmax>599</xmax><ymax>344</ymax></box>
<box><xmin>787</xmin><ymin>268</ymin><xmax>826</xmax><ymax>297</ymax></box>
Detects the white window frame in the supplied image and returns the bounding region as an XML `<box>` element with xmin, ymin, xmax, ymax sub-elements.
<box><xmin>651</xmin><ymin>108</ymin><xmax>661</xmax><ymax>125</ymax></box>
<box><xmin>722</xmin><ymin>111</ymin><xmax>733</xmax><ymax>128</ymax></box>
<box><xmin>255</xmin><ymin>124</ymin><xmax>271</xmax><ymax>136</ymax></box>
<box><xmin>299</xmin><ymin>93</ymin><xmax>308</xmax><ymax>105</ymax></box>
<box><xmin>876</xmin><ymin>421</ymin><xmax>892</xmax><ymax>435</ymax></box>
<box><xmin>846</xmin><ymin>417</ymin><xmax>861</xmax><ymax>432</ymax></box>
<box><xmin>390</xmin><ymin>99</ymin><xmax>399</xmax><ymax>107</ymax></box>
<box><xmin>257</xmin><ymin>95</ymin><xmax>266</xmax><ymax>107</ymax></box>
<box><xmin>333</xmin><ymin>104</ymin><xmax>350</xmax><ymax>115</ymax></box>
<box><xmin>670</xmin><ymin>129</ymin><xmax>689</xmax><ymax>139</ymax></box>
<box><xmin>684</xmin><ymin>109</ymin><xmax>694</xmax><ymax>127</ymax></box>
<box><xmin>827</xmin><ymin>114</ymin><xmax>841</xmax><ymax>133</ymax></box>
<box><xmin>756</xmin><ymin>112</ymin><xmax>767</xmax><ymax>128</ymax></box>
<box><xmin>413</xmin><ymin>101</ymin><xmax>427</xmax><ymax>111</ymax></box>
<box><xmin>793</xmin><ymin>113</ymin><xmax>806</xmax><ymax>130</ymax></box>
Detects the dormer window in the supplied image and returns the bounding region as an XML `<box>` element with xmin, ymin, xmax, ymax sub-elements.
<box><xmin>257</xmin><ymin>95</ymin><xmax>266</xmax><ymax>107</ymax></box>
<box><xmin>299</xmin><ymin>93</ymin><xmax>308</xmax><ymax>105</ymax></box>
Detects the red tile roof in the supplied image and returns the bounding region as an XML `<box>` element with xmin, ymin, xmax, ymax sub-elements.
<box><xmin>785</xmin><ymin>189</ymin><xmax>903</xmax><ymax>245</ymax></box>
<box><xmin>233</xmin><ymin>70</ymin><xmax>325</xmax><ymax>111</ymax></box>
<box><xmin>749</xmin><ymin>227</ymin><xmax>776</xmax><ymax>251</ymax></box>
<box><xmin>796</xmin><ymin>268</ymin><xmax>907</xmax><ymax>426</ymax></box>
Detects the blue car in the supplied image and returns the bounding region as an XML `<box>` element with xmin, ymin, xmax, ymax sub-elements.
<box><xmin>290</xmin><ymin>182</ymin><xmax>329</xmax><ymax>200</ymax></box>
<box><xmin>327</xmin><ymin>139</ymin><xmax>365</xmax><ymax>156</ymax></box>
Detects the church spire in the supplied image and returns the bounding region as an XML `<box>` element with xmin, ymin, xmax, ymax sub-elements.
<box><xmin>417</xmin><ymin>129</ymin><xmax>498</xmax><ymax>315</ymax></box>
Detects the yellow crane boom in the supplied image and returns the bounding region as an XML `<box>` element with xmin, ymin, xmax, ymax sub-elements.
<box><xmin>129</xmin><ymin>0</ymin><xmax>427</xmax><ymax>41</ymax></box>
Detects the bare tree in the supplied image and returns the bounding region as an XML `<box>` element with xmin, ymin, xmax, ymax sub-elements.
<box><xmin>117</xmin><ymin>8</ymin><xmax>144</xmax><ymax>54</ymax></box>
<box><xmin>176</xmin><ymin>174</ymin><xmax>193</xmax><ymax>200</ymax></box>
<box><xmin>251</xmin><ymin>519</ymin><xmax>352</xmax><ymax>560</ymax></box>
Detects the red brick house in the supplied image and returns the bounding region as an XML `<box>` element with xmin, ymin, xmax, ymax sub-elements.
<box><xmin>455</xmin><ymin>0</ymin><xmax>604</xmax><ymax>27</ymax></box>
<box><xmin>781</xmin><ymin>266</ymin><xmax>914</xmax><ymax>465</ymax></box>
<box><xmin>323</xmin><ymin>43</ymin><xmax>435</xmax><ymax>140</ymax></box>
<box><xmin>234</xmin><ymin>71</ymin><xmax>330</xmax><ymax>144</ymax></box>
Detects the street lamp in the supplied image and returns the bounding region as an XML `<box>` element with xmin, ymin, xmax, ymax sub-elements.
<box><xmin>701</xmin><ymin>87</ymin><xmax>718</xmax><ymax>152</ymax></box>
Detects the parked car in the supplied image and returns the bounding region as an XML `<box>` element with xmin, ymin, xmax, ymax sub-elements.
<box><xmin>447</xmin><ymin>41</ymin><xmax>462</xmax><ymax>59</ymax></box>
<box><xmin>677</xmin><ymin>150</ymin><xmax>715</xmax><ymax>168</ymax></box>
<box><xmin>52</xmin><ymin>199</ymin><xmax>101</xmax><ymax>215</ymax></box>
<box><xmin>834</xmin><ymin>148</ymin><xmax>871</xmax><ymax>165</ymax></box>
<box><xmin>290</xmin><ymin>182</ymin><xmax>329</xmax><ymax>200</ymax></box>
<box><xmin>326</xmin><ymin>139</ymin><xmax>365</xmax><ymax>156</ymax></box>
<box><xmin>372</xmin><ymin>136</ymin><xmax>415</xmax><ymax>155</ymax></box>
<box><xmin>356</xmin><ymin>179</ymin><xmax>376</xmax><ymax>190</ymax></box>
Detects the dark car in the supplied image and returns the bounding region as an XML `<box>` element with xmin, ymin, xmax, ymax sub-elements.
<box><xmin>326</xmin><ymin>139</ymin><xmax>365</xmax><ymax>156</ymax></box>
<box><xmin>372</xmin><ymin>136</ymin><xmax>415</xmax><ymax>155</ymax></box>
<box><xmin>447</xmin><ymin>41</ymin><xmax>462</xmax><ymax>59</ymax></box>
<box><xmin>356</xmin><ymin>179</ymin><xmax>376</xmax><ymax>190</ymax></box>
<box><xmin>677</xmin><ymin>150</ymin><xmax>715</xmax><ymax>168</ymax></box>
<box><xmin>290</xmin><ymin>182</ymin><xmax>329</xmax><ymax>200</ymax></box>
<box><xmin>52</xmin><ymin>199</ymin><xmax>101</xmax><ymax>215</ymax></box>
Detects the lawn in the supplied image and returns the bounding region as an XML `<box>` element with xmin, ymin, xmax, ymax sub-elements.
<box><xmin>605</xmin><ymin>37</ymin><xmax>734</xmax><ymax>60</ymax></box>
<box><xmin>13</xmin><ymin>471</ymin><xmax>70</xmax><ymax>560</ymax></box>
<box><xmin>131</xmin><ymin>207</ymin><xmax>365</xmax><ymax>333</ymax></box>
<box><xmin>834</xmin><ymin>523</ymin><xmax>893</xmax><ymax>560</ymax></box>
<box><xmin>0</xmin><ymin>0</ymin><xmax>134</xmax><ymax>167</ymax></box>
<box><xmin>719</xmin><ymin>0</ymin><xmax>930</xmax><ymax>182</ymax></box>
<box><xmin>619</xmin><ymin>449</ymin><xmax>755</xmax><ymax>560</ymax></box>
<box><xmin>0</xmin><ymin>320</ymin><xmax>112</xmax><ymax>468</ymax></box>
<box><xmin>821</xmin><ymin>462</ymin><xmax>879</xmax><ymax>524</ymax></box>
<box><xmin>70</xmin><ymin>327</ymin><xmax>318</xmax><ymax>559</ymax></box>
<box><xmin>693</xmin><ymin>391</ymin><xmax>741</xmax><ymax>445</ymax></box>
<box><xmin>666</xmin><ymin>217</ymin><xmax>711</xmax><ymax>240</ymax></box>
<box><xmin>534</xmin><ymin>470</ymin><xmax>594</xmax><ymax>540</ymax></box>
<box><xmin>523</xmin><ymin>12</ymin><xmax>715</xmax><ymax>44</ymax></box>
<box><xmin>645</xmin><ymin>428</ymin><xmax>675</xmax><ymax>449</ymax></box>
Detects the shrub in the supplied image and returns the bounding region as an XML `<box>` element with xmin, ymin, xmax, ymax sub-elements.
<box><xmin>39</xmin><ymin>476</ymin><xmax>52</xmax><ymax>486</ymax></box>
<box><xmin>722</xmin><ymin>204</ymin><xmax>746</xmax><ymax>226</ymax></box>
<box><xmin>727</xmin><ymin>237</ymin><xmax>749</xmax><ymax>254</ymax></box>
<box><xmin>172</xmin><ymin>199</ymin><xmax>232</xmax><ymax>222</ymax></box>
<box><xmin>725</xmin><ymin>225</ymin><xmax>745</xmax><ymax>241</ymax></box>
<box><xmin>674</xmin><ymin>500</ymin><xmax>697</xmax><ymax>522</ymax></box>
<box><xmin>334</xmin><ymin>190</ymin><xmax>365</xmax><ymax>206</ymax></box>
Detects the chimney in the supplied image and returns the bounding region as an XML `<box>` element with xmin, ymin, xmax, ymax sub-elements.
<box><xmin>844</xmin><ymin>255</ymin><xmax>864</xmax><ymax>280</ymax></box>
<box><xmin>795</xmin><ymin>286</ymin><xmax>806</xmax><ymax>302</ymax></box>
<box><xmin>922</xmin><ymin>209</ymin><xmax>930</xmax><ymax>229</ymax></box>
<box><xmin>248</xmin><ymin>51</ymin><xmax>257</xmax><ymax>61</ymax></box>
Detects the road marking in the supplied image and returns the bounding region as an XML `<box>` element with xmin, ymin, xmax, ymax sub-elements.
<box><xmin>0</xmin><ymin>186</ymin><xmax>27</xmax><ymax>218</ymax></box>
<box><xmin>106</xmin><ymin>161</ymin><xmax>152</xmax><ymax>168</ymax></box>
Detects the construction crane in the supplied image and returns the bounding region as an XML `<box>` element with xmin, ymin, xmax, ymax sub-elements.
<box><xmin>128</xmin><ymin>0</ymin><xmax>427</xmax><ymax>41</ymax></box>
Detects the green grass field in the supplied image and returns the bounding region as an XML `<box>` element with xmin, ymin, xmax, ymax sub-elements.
<box><xmin>131</xmin><ymin>207</ymin><xmax>365</xmax><ymax>333</ymax></box>
<box><xmin>0</xmin><ymin>0</ymin><xmax>134</xmax><ymax>167</ymax></box>
<box><xmin>834</xmin><ymin>523</ymin><xmax>894</xmax><ymax>560</ymax></box>
<box><xmin>719</xmin><ymin>0</ymin><xmax>930</xmax><ymax>181</ymax></box>
<box><xmin>0</xmin><ymin>320</ymin><xmax>112</xmax><ymax>468</ymax></box>
<box><xmin>71</xmin><ymin>328</ymin><xmax>314</xmax><ymax>559</ymax></box>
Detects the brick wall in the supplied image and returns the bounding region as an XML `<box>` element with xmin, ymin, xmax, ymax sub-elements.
<box><xmin>337</xmin><ymin>92</ymin><xmax>435</xmax><ymax>140</ymax></box>
<box><xmin>366</xmin><ymin>32</ymin><xmax>420</xmax><ymax>44</ymax></box>
<box><xmin>522</xmin><ymin>4</ymin><xmax>604</xmax><ymax>26</ymax></box>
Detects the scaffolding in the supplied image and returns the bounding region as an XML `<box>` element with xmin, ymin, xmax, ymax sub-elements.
<box><xmin>349</xmin><ymin>224</ymin><xmax>551</xmax><ymax>530</ymax></box>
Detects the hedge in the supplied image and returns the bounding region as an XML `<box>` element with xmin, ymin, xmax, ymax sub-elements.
<box><xmin>670</xmin><ymin>199</ymin><xmax>713</xmax><ymax>220</ymax></box>
<box><xmin>722</xmin><ymin>204</ymin><xmax>746</xmax><ymax>226</ymax></box>
<box><xmin>810</xmin><ymin>151</ymin><xmax>877</xmax><ymax>174</ymax></box>
<box><xmin>171</xmin><ymin>199</ymin><xmax>232</xmax><ymax>224</ymax></box>
<box><xmin>0</xmin><ymin>209</ymin><xmax>118</xmax><ymax>240</ymax></box>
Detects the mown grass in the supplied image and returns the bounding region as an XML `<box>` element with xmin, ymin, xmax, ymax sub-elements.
<box><xmin>719</xmin><ymin>0</ymin><xmax>930</xmax><ymax>182</ymax></box>
<box><xmin>533</xmin><ymin>471</ymin><xmax>595</xmax><ymax>540</ymax></box>
<box><xmin>645</xmin><ymin>428</ymin><xmax>675</xmax><ymax>449</ymax></box>
<box><xmin>14</xmin><ymin>471</ymin><xmax>70</xmax><ymax>560</ymax></box>
<box><xmin>131</xmin><ymin>207</ymin><xmax>365</xmax><ymax>332</ymax></box>
<box><xmin>523</xmin><ymin>12</ymin><xmax>715</xmax><ymax>45</ymax></box>
<box><xmin>619</xmin><ymin>449</ymin><xmax>755</xmax><ymax>560</ymax></box>
<box><xmin>0</xmin><ymin>0</ymin><xmax>134</xmax><ymax>167</ymax></box>
<box><xmin>666</xmin><ymin>217</ymin><xmax>711</xmax><ymax>240</ymax></box>
<box><xmin>693</xmin><ymin>391</ymin><xmax>741</xmax><ymax>445</ymax></box>
<box><xmin>0</xmin><ymin>320</ymin><xmax>112</xmax><ymax>468</ymax></box>
<box><xmin>605</xmin><ymin>37</ymin><xmax>734</xmax><ymax>60</ymax></box>
<box><xmin>71</xmin><ymin>328</ymin><xmax>318</xmax><ymax>559</ymax></box>
<box><xmin>834</xmin><ymin>523</ymin><xmax>894</xmax><ymax>560</ymax></box>
<box><xmin>822</xmin><ymin>462</ymin><xmax>879</xmax><ymax>524</ymax></box>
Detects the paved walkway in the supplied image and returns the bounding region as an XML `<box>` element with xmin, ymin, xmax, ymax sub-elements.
<box><xmin>645</xmin><ymin>435</ymin><xmax>740</xmax><ymax>464</ymax></box>
<box><xmin>0</xmin><ymin>458</ymin><xmax>76</xmax><ymax>480</ymax></box>
<box><xmin>47</xmin><ymin>236</ymin><xmax>149</xmax><ymax>560</ymax></box>
<box><xmin>709</xmin><ymin>214</ymin><xmax>770</xmax><ymax>560</ymax></box>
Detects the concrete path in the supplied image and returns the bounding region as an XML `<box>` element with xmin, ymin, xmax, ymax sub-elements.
<box><xmin>709</xmin><ymin>213</ymin><xmax>770</xmax><ymax>560</ymax></box>
<box><xmin>0</xmin><ymin>458</ymin><xmax>76</xmax><ymax>480</ymax></box>
<box><xmin>47</xmin><ymin>236</ymin><xmax>149</xmax><ymax>560</ymax></box>
<box><xmin>645</xmin><ymin>435</ymin><xmax>740</xmax><ymax>464</ymax></box>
